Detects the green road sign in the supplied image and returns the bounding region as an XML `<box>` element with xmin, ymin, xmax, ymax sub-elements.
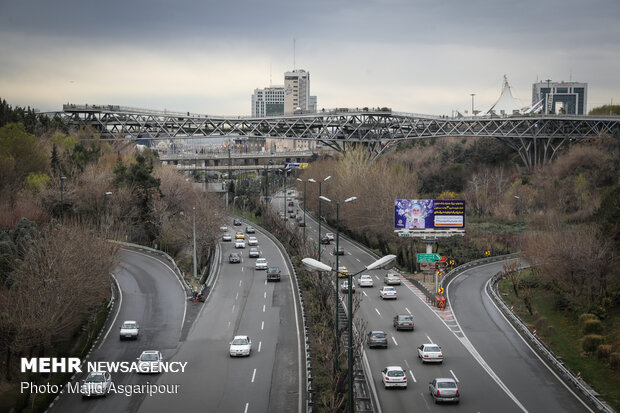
<box><xmin>417</xmin><ymin>253</ymin><xmax>441</xmax><ymax>263</ymax></box>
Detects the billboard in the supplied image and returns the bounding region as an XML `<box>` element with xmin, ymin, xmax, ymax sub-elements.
<box><xmin>394</xmin><ymin>199</ymin><xmax>465</xmax><ymax>230</ymax></box>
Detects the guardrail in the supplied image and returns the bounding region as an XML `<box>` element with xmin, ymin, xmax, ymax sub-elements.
<box><xmin>487</xmin><ymin>269</ymin><xmax>615</xmax><ymax>413</ymax></box>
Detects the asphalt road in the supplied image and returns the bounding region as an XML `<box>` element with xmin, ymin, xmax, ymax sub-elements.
<box><xmin>137</xmin><ymin>217</ymin><xmax>302</xmax><ymax>413</ymax></box>
<box><xmin>291</xmin><ymin>189</ymin><xmax>591</xmax><ymax>413</ymax></box>
<box><xmin>49</xmin><ymin>248</ymin><xmax>186</xmax><ymax>413</ymax></box>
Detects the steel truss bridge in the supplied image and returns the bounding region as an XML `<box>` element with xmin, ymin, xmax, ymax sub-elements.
<box><xmin>51</xmin><ymin>104</ymin><xmax>620</xmax><ymax>168</ymax></box>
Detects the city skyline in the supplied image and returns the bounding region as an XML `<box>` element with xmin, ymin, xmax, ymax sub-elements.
<box><xmin>1</xmin><ymin>0</ymin><xmax>618</xmax><ymax>116</ymax></box>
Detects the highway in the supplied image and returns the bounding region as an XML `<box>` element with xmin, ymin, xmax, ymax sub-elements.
<box><xmin>137</xmin><ymin>218</ymin><xmax>302</xmax><ymax>413</ymax></box>
<box><xmin>49</xmin><ymin>249</ymin><xmax>186</xmax><ymax>413</ymax></box>
<box><xmin>287</xmin><ymin>189</ymin><xmax>591</xmax><ymax>412</ymax></box>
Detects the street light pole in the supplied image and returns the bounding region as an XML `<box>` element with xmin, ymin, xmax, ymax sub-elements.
<box><xmin>103</xmin><ymin>191</ymin><xmax>112</xmax><ymax>234</ymax></box>
<box><xmin>193</xmin><ymin>207</ymin><xmax>198</xmax><ymax>278</ymax></box>
<box><xmin>514</xmin><ymin>195</ymin><xmax>523</xmax><ymax>270</ymax></box>
<box><xmin>309</xmin><ymin>176</ymin><xmax>331</xmax><ymax>260</ymax></box>
<box><xmin>302</xmin><ymin>254</ymin><xmax>397</xmax><ymax>413</ymax></box>
<box><xmin>296</xmin><ymin>178</ymin><xmax>307</xmax><ymax>239</ymax></box>
<box><xmin>470</xmin><ymin>93</ymin><xmax>476</xmax><ymax>115</ymax></box>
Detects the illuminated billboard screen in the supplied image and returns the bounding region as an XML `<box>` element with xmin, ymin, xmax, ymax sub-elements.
<box><xmin>394</xmin><ymin>199</ymin><xmax>465</xmax><ymax>230</ymax></box>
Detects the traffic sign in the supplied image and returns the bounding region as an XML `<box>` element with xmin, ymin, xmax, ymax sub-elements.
<box><xmin>438</xmin><ymin>287</ymin><xmax>444</xmax><ymax>294</ymax></box>
<box><xmin>417</xmin><ymin>253</ymin><xmax>441</xmax><ymax>263</ymax></box>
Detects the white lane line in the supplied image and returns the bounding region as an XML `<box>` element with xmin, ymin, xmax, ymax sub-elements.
<box><xmin>409</xmin><ymin>370</ymin><xmax>417</xmax><ymax>383</ymax></box>
<box><xmin>99</xmin><ymin>273</ymin><xmax>122</xmax><ymax>349</ymax></box>
<box><xmin>228</xmin><ymin>321</ymin><xmax>231</xmax><ymax>328</ymax></box>
<box><xmin>232</xmin><ymin>305</ymin><xmax>235</xmax><ymax>313</ymax></box>
<box><xmin>362</xmin><ymin>291</ymin><xmax>368</xmax><ymax>297</ymax></box>
<box><xmin>450</xmin><ymin>369</ymin><xmax>459</xmax><ymax>383</ymax></box>
<box><xmin>264</xmin><ymin>291</ymin><xmax>267</xmax><ymax>299</ymax></box>
<box><xmin>236</xmin><ymin>292</ymin><xmax>239</xmax><ymax>300</ymax></box>
<box><xmin>241</xmin><ymin>266</ymin><xmax>244</xmax><ymax>272</ymax></box>
<box><xmin>375</xmin><ymin>308</ymin><xmax>382</xmax><ymax>317</ymax></box>
<box><xmin>261</xmin><ymin>321</ymin><xmax>264</xmax><ymax>330</ymax></box>
<box><xmin>355</xmin><ymin>257</ymin><xmax>361</xmax><ymax>262</ymax></box>
<box><xmin>426</xmin><ymin>334</ymin><xmax>433</xmax><ymax>343</ymax></box>
<box><xmin>375</xmin><ymin>275</ymin><xmax>380</xmax><ymax>281</ymax></box>
<box><xmin>258</xmin><ymin>341</ymin><xmax>262</xmax><ymax>352</ymax></box>
<box><xmin>239</xmin><ymin>280</ymin><xmax>243</xmax><ymax>286</ymax></box>
<box><xmin>391</xmin><ymin>336</ymin><xmax>398</xmax><ymax>346</ymax></box>
<box><xmin>244</xmin><ymin>402</ymin><xmax>249</xmax><ymax>413</ymax></box>
<box><xmin>405</xmin><ymin>307</ymin><xmax>411</xmax><ymax>315</ymax></box>
<box><xmin>251</xmin><ymin>368</ymin><xmax>257</xmax><ymax>383</ymax></box>
<box><xmin>264</xmin><ymin>279</ymin><xmax>267</xmax><ymax>285</ymax></box>
<box><xmin>262</xmin><ymin>304</ymin><xmax>266</xmax><ymax>312</ymax></box>
<box><xmin>404</xmin><ymin>359</ymin><xmax>410</xmax><ymax>368</ymax></box>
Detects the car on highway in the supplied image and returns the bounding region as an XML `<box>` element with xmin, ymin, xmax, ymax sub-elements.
<box><xmin>248</xmin><ymin>248</ymin><xmax>260</xmax><ymax>258</ymax></box>
<box><xmin>233</xmin><ymin>218</ymin><xmax>242</xmax><ymax>226</ymax></box>
<box><xmin>333</xmin><ymin>246</ymin><xmax>345</xmax><ymax>255</ymax></box>
<box><xmin>245</xmin><ymin>226</ymin><xmax>255</xmax><ymax>234</ymax></box>
<box><xmin>429</xmin><ymin>378</ymin><xmax>459</xmax><ymax>404</ymax></box>
<box><xmin>297</xmin><ymin>214</ymin><xmax>303</xmax><ymax>222</ymax></box>
<box><xmin>289</xmin><ymin>213</ymin><xmax>296</xmax><ymax>219</ymax></box>
<box><xmin>393</xmin><ymin>314</ymin><xmax>414</xmax><ymax>330</ymax></box>
<box><xmin>358</xmin><ymin>274</ymin><xmax>374</xmax><ymax>287</ymax></box>
<box><xmin>220</xmin><ymin>226</ymin><xmax>228</xmax><ymax>231</ymax></box>
<box><xmin>337</xmin><ymin>266</ymin><xmax>348</xmax><ymax>278</ymax></box>
<box><xmin>287</xmin><ymin>206</ymin><xmax>294</xmax><ymax>213</ymax></box>
<box><xmin>288</xmin><ymin>201</ymin><xmax>294</xmax><ymax>206</ymax></box>
<box><xmin>367</xmin><ymin>331</ymin><xmax>388</xmax><ymax>349</ymax></box>
<box><xmin>418</xmin><ymin>344</ymin><xmax>444</xmax><ymax>363</ymax></box>
<box><xmin>235</xmin><ymin>240</ymin><xmax>246</xmax><ymax>249</ymax></box>
<box><xmin>325</xmin><ymin>233</ymin><xmax>335</xmax><ymax>241</ymax></box>
<box><xmin>266</xmin><ymin>266</ymin><xmax>281</xmax><ymax>281</ymax></box>
<box><xmin>384</xmin><ymin>273</ymin><xmax>401</xmax><ymax>285</ymax></box>
<box><xmin>137</xmin><ymin>350</ymin><xmax>163</xmax><ymax>373</ymax></box>
<box><xmin>298</xmin><ymin>220</ymin><xmax>306</xmax><ymax>227</ymax></box>
<box><xmin>222</xmin><ymin>233</ymin><xmax>232</xmax><ymax>242</ymax></box>
<box><xmin>229</xmin><ymin>335</ymin><xmax>252</xmax><ymax>357</ymax></box>
<box><xmin>229</xmin><ymin>252</ymin><xmax>241</xmax><ymax>263</ymax></box>
<box><xmin>81</xmin><ymin>371</ymin><xmax>112</xmax><ymax>397</ymax></box>
<box><xmin>341</xmin><ymin>280</ymin><xmax>356</xmax><ymax>293</ymax></box>
<box><xmin>379</xmin><ymin>286</ymin><xmax>397</xmax><ymax>299</ymax></box>
<box><xmin>248</xmin><ymin>236</ymin><xmax>258</xmax><ymax>246</ymax></box>
<box><xmin>235</xmin><ymin>232</ymin><xmax>245</xmax><ymax>239</ymax></box>
<box><xmin>255</xmin><ymin>258</ymin><xmax>268</xmax><ymax>270</ymax></box>
<box><xmin>320</xmin><ymin>235</ymin><xmax>331</xmax><ymax>244</ymax></box>
<box><xmin>381</xmin><ymin>366</ymin><xmax>407</xmax><ymax>389</ymax></box>
<box><xmin>119</xmin><ymin>320</ymin><xmax>139</xmax><ymax>340</ymax></box>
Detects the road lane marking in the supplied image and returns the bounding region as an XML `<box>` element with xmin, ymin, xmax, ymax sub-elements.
<box><xmin>244</xmin><ymin>403</ymin><xmax>249</xmax><ymax>413</ymax></box>
<box><xmin>261</xmin><ymin>321</ymin><xmax>264</xmax><ymax>330</ymax></box>
<box><xmin>426</xmin><ymin>334</ymin><xmax>433</xmax><ymax>343</ymax></box>
<box><xmin>251</xmin><ymin>368</ymin><xmax>257</xmax><ymax>383</ymax></box>
<box><xmin>264</xmin><ymin>291</ymin><xmax>267</xmax><ymax>299</ymax></box>
<box><xmin>404</xmin><ymin>359</ymin><xmax>410</xmax><ymax>368</ymax></box>
<box><xmin>258</xmin><ymin>341</ymin><xmax>262</xmax><ymax>352</ymax></box>
<box><xmin>375</xmin><ymin>308</ymin><xmax>382</xmax><ymax>317</ymax></box>
<box><xmin>262</xmin><ymin>304</ymin><xmax>266</xmax><ymax>312</ymax></box>
<box><xmin>239</xmin><ymin>280</ymin><xmax>243</xmax><ymax>286</ymax></box>
<box><xmin>232</xmin><ymin>305</ymin><xmax>235</xmax><ymax>313</ymax></box>
<box><xmin>99</xmin><ymin>273</ymin><xmax>122</xmax><ymax>349</ymax></box>
<box><xmin>450</xmin><ymin>369</ymin><xmax>459</xmax><ymax>383</ymax></box>
<box><xmin>405</xmin><ymin>307</ymin><xmax>411</xmax><ymax>315</ymax></box>
<box><xmin>362</xmin><ymin>291</ymin><xmax>367</xmax><ymax>297</ymax></box>
<box><xmin>409</xmin><ymin>370</ymin><xmax>417</xmax><ymax>383</ymax></box>
<box><xmin>391</xmin><ymin>336</ymin><xmax>398</xmax><ymax>346</ymax></box>
<box><xmin>236</xmin><ymin>292</ymin><xmax>239</xmax><ymax>300</ymax></box>
<box><xmin>228</xmin><ymin>321</ymin><xmax>231</xmax><ymax>328</ymax></box>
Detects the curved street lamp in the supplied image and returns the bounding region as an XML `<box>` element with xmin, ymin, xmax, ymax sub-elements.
<box><xmin>308</xmin><ymin>176</ymin><xmax>331</xmax><ymax>259</ymax></box>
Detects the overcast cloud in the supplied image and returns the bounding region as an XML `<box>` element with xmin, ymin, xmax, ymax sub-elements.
<box><xmin>1</xmin><ymin>0</ymin><xmax>618</xmax><ymax>115</ymax></box>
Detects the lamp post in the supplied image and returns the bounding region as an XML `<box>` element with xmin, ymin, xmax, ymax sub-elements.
<box><xmin>319</xmin><ymin>195</ymin><xmax>357</xmax><ymax>374</ymax></box>
<box><xmin>296</xmin><ymin>178</ymin><xmax>308</xmax><ymax>238</ymax></box>
<box><xmin>60</xmin><ymin>176</ymin><xmax>67</xmax><ymax>221</ymax></box>
<box><xmin>193</xmin><ymin>206</ymin><xmax>198</xmax><ymax>278</ymax></box>
<box><xmin>103</xmin><ymin>191</ymin><xmax>112</xmax><ymax>233</ymax></box>
<box><xmin>308</xmin><ymin>176</ymin><xmax>331</xmax><ymax>259</ymax></box>
<box><xmin>514</xmin><ymin>195</ymin><xmax>523</xmax><ymax>270</ymax></box>
<box><xmin>470</xmin><ymin>93</ymin><xmax>476</xmax><ymax>115</ymax></box>
<box><xmin>302</xmin><ymin>254</ymin><xmax>397</xmax><ymax>413</ymax></box>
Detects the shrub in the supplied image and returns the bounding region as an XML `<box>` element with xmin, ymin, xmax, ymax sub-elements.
<box><xmin>597</xmin><ymin>344</ymin><xmax>613</xmax><ymax>360</ymax></box>
<box><xmin>610</xmin><ymin>353</ymin><xmax>620</xmax><ymax>370</ymax></box>
<box><xmin>582</xmin><ymin>334</ymin><xmax>604</xmax><ymax>353</ymax></box>
<box><xmin>546</xmin><ymin>325</ymin><xmax>555</xmax><ymax>336</ymax></box>
<box><xmin>582</xmin><ymin>319</ymin><xmax>603</xmax><ymax>335</ymax></box>
<box><xmin>578</xmin><ymin>313</ymin><xmax>598</xmax><ymax>327</ymax></box>
<box><xmin>535</xmin><ymin>317</ymin><xmax>548</xmax><ymax>331</ymax></box>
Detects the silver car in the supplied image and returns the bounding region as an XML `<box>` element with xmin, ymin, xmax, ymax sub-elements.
<box><xmin>120</xmin><ymin>320</ymin><xmax>139</xmax><ymax>340</ymax></box>
<box><xmin>429</xmin><ymin>378</ymin><xmax>459</xmax><ymax>404</ymax></box>
<box><xmin>81</xmin><ymin>372</ymin><xmax>112</xmax><ymax>397</ymax></box>
<box><xmin>384</xmin><ymin>273</ymin><xmax>401</xmax><ymax>285</ymax></box>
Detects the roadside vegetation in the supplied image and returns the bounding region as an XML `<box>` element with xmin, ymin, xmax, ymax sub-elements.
<box><xmin>0</xmin><ymin>99</ymin><xmax>225</xmax><ymax>412</ymax></box>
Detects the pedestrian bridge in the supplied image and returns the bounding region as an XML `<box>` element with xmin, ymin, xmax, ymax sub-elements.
<box><xmin>50</xmin><ymin>104</ymin><xmax>620</xmax><ymax>168</ymax></box>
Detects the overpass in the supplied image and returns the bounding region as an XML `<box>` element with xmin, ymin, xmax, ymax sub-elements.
<box><xmin>50</xmin><ymin>104</ymin><xmax>620</xmax><ymax>168</ymax></box>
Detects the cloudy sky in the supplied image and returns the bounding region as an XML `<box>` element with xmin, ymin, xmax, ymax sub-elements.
<box><xmin>1</xmin><ymin>0</ymin><xmax>618</xmax><ymax>116</ymax></box>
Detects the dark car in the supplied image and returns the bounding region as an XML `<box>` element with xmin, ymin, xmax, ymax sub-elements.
<box><xmin>333</xmin><ymin>246</ymin><xmax>345</xmax><ymax>255</ymax></box>
<box><xmin>288</xmin><ymin>201</ymin><xmax>294</xmax><ymax>206</ymax></box>
<box><xmin>229</xmin><ymin>253</ymin><xmax>241</xmax><ymax>263</ymax></box>
<box><xmin>367</xmin><ymin>331</ymin><xmax>388</xmax><ymax>349</ymax></box>
<box><xmin>233</xmin><ymin>218</ymin><xmax>242</xmax><ymax>226</ymax></box>
<box><xmin>321</xmin><ymin>236</ymin><xmax>331</xmax><ymax>244</ymax></box>
<box><xmin>289</xmin><ymin>213</ymin><xmax>296</xmax><ymax>219</ymax></box>
<box><xmin>298</xmin><ymin>220</ymin><xmax>306</xmax><ymax>227</ymax></box>
<box><xmin>266</xmin><ymin>266</ymin><xmax>281</xmax><ymax>282</ymax></box>
<box><xmin>287</xmin><ymin>207</ymin><xmax>294</xmax><ymax>213</ymax></box>
<box><xmin>393</xmin><ymin>314</ymin><xmax>414</xmax><ymax>330</ymax></box>
<box><xmin>248</xmin><ymin>248</ymin><xmax>260</xmax><ymax>258</ymax></box>
<box><xmin>245</xmin><ymin>226</ymin><xmax>255</xmax><ymax>234</ymax></box>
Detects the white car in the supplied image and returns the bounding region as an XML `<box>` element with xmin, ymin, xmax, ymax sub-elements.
<box><xmin>341</xmin><ymin>280</ymin><xmax>356</xmax><ymax>293</ymax></box>
<box><xmin>137</xmin><ymin>350</ymin><xmax>163</xmax><ymax>373</ymax></box>
<box><xmin>379</xmin><ymin>286</ymin><xmax>397</xmax><ymax>299</ymax></box>
<box><xmin>220</xmin><ymin>226</ymin><xmax>228</xmax><ymax>231</ymax></box>
<box><xmin>255</xmin><ymin>258</ymin><xmax>268</xmax><ymax>270</ymax></box>
<box><xmin>222</xmin><ymin>233</ymin><xmax>232</xmax><ymax>242</ymax></box>
<box><xmin>248</xmin><ymin>236</ymin><xmax>258</xmax><ymax>246</ymax></box>
<box><xmin>381</xmin><ymin>366</ymin><xmax>407</xmax><ymax>389</ymax></box>
<box><xmin>81</xmin><ymin>371</ymin><xmax>112</xmax><ymax>397</ymax></box>
<box><xmin>235</xmin><ymin>240</ymin><xmax>246</xmax><ymax>249</ymax></box>
<box><xmin>325</xmin><ymin>232</ymin><xmax>335</xmax><ymax>241</ymax></box>
<box><xmin>358</xmin><ymin>274</ymin><xmax>374</xmax><ymax>287</ymax></box>
<box><xmin>384</xmin><ymin>273</ymin><xmax>401</xmax><ymax>285</ymax></box>
<box><xmin>418</xmin><ymin>344</ymin><xmax>444</xmax><ymax>363</ymax></box>
<box><xmin>229</xmin><ymin>335</ymin><xmax>252</xmax><ymax>357</ymax></box>
<box><xmin>119</xmin><ymin>320</ymin><xmax>139</xmax><ymax>340</ymax></box>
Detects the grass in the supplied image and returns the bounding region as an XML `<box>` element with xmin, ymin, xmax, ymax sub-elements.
<box><xmin>498</xmin><ymin>279</ymin><xmax>620</xmax><ymax>411</ymax></box>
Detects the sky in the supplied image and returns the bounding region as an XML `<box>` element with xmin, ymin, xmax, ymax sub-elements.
<box><xmin>1</xmin><ymin>0</ymin><xmax>619</xmax><ymax>116</ymax></box>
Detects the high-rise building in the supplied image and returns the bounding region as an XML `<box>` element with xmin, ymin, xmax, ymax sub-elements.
<box><xmin>252</xmin><ymin>86</ymin><xmax>284</xmax><ymax>117</ymax></box>
<box><xmin>284</xmin><ymin>69</ymin><xmax>317</xmax><ymax>114</ymax></box>
<box><xmin>532</xmin><ymin>80</ymin><xmax>588</xmax><ymax>115</ymax></box>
